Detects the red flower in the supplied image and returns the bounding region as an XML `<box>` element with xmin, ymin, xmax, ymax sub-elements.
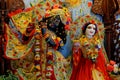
<box><xmin>52</xmin><ymin>0</ymin><xmax>57</xmax><ymax>3</ymax></box>
<box><xmin>59</xmin><ymin>1</ymin><xmax>62</xmax><ymax>5</ymax></box>
<box><xmin>65</xmin><ymin>25</ymin><xmax>70</xmax><ymax>30</ymax></box>
<box><xmin>26</xmin><ymin>63</ymin><xmax>30</xmax><ymax>67</ymax></box>
<box><xmin>36</xmin><ymin>10</ymin><xmax>39</xmax><ymax>15</ymax></box>
<box><xmin>90</xmin><ymin>20</ymin><xmax>95</xmax><ymax>24</ymax></box>
<box><xmin>88</xmin><ymin>1</ymin><xmax>92</xmax><ymax>7</ymax></box>
<box><xmin>107</xmin><ymin>64</ymin><xmax>114</xmax><ymax>72</ymax></box>
<box><xmin>81</xmin><ymin>18</ymin><xmax>84</xmax><ymax>23</ymax></box>
<box><xmin>46</xmin><ymin>7</ymin><xmax>51</xmax><ymax>11</ymax></box>
<box><xmin>58</xmin><ymin>58</ymin><xmax>61</xmax><ymax>61</ymax></box>
<box><xmin>67</xmin><ymin>17</ymin><xmax>72</xmax><ymax>22</ymax></box>
<box><xmin>52</xmin><ymin>4</ymin><xmax>59</xmax><ymax>9</ymax></box>
<box><xmin>38</xmin><ymin>15</ymin><xmax>42</xmax><ymax>21</ymax></box>
<box><xmin>71</xmin><ymin>34</ymin><xmax>74</xmax><ymax>39</ymax></box>
<box><xmin>86</xmin><ymin>15</ymin><xmax>90</xmax><ymax>18</ymax></box>
<box><xmin>37</xmin><ymin>3</ymin><xmax>41</xmax><ymax>7</ymax></box>
<box><xmin>73</xmin><ymin>28</ymin><xmax>76</xmax><ymax>31</ymax></box>
<box><xmin>110</xmin><ymin>60</ymin><xmax>116</xmax><ymax>66</ymax></box>
<box><xmin>45</xmin><ymin>13</ymin><xmax>50</xmax><ymax>18</ymax></box>
<box><xmin>74</xmin><ymin>22</ymin><xmax>78</xmax><ymax>24</ymax></box>
<box><xmin>62</xmin><ymin>68</ymin><xmax>65</xmax><ymax>72</ymax></box>
<box><xmin>46</xmin><ymin>2</ymin><xmax>50</xmax><ymax>7</ymax></box>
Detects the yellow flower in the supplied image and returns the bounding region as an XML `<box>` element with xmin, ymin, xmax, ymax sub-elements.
<box><xmin>35</xmin><ymin>65</ymin><xmax>40</xmax><ymax>70</ymax></box>
<box><xmin>47</xmin><ymin>52</ymin><xmax>52</xmax><ymax>55</ymax></box>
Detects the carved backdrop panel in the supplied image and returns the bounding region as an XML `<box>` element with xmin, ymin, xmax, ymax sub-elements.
<box><xmin>7</xmin><ymin>0</ymin><xmax>25</xmax><ymax>12</ymax></box>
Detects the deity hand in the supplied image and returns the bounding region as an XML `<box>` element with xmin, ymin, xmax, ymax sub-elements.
<box><xmin>38</xmin><ymin>18</ymin><xmax>47</xmax><ymax>29</ymax></box>
<box><xmin>26</xmin><ymin>23</ymin><xmax>35</xmax><ymax>34</ymax></box>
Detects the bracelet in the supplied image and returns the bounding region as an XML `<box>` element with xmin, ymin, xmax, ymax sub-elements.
<box><xmin>43</xmin><ymin>33</ymin><xmax>49</xmax><ymax>39</ymax></box>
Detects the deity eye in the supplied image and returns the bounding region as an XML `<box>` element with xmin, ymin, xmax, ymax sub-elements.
<box><xmin>93</xmin><ymin>28</ymin><xmax>96</xmax><ymax>30</ymax></box>
<box><xmin>87</xmin><ymin>26</ymin><xmax>92</xmax><ymax>29</ymax></box>
<box><xmin>87</xmin><ymin>26</ymin><xmax>96</xmax><ymax>31</ymax></box>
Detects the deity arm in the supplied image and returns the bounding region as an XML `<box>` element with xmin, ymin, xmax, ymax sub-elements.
<box><xmin>41</xmin><ymin>27</ymin><xmax>56</xmax><ymax>47</ymax></box>
<box><xmin>41</xmin><ymin>27</ymin><xmax>65</xmax><ymax>50</ymax></box>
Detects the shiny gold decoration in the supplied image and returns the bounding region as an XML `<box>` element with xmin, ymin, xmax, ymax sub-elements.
<box><xmin>65</xmin><ymin>0</ymin><xmax>82</xmax><ymax>7</ymax></box>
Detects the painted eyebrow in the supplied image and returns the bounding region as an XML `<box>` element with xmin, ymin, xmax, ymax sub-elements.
<box><xmin>87</xmin><ymin>25</ymin><xmax>96</xmax><ymax>28</ymax></box>
<box><xmin>87</xmin><ymin>26</ymin><xmax>92</xmax><ymax>28</ymax></box>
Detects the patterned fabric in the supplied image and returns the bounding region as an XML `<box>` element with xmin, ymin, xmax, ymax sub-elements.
<box><xmin>4</xmin><ymin>8</ymin><xmax>36</xmax><ymax>59</ymax></box>
<box><xmin>7</xmin><ymin>13</ymin><xmax>72</xmax><ymax>80</ymax></box>
<box><xmin>8</xmin><ymin>8</ymin><xmax>35</xmax><ymax>34</ymax></box>
<box><xmin>4</xmin><ymin>23</ymin><xmax>35</xmax><ymax>59</ymax></box>
<box><xmin>5</xmin><ymin>7</ymin><xmax>44</xmax><ymax>79</ymax></box>
<box><xmin>10</xmin><ymin>31</ymin><xmax>46</xmax><ymax>80</ymax></box>
<box><xmin>92</xmin><ymin>68</ymin><xmax>105</xmax><ymax>80</ymax></box>
<box><xmin>10</xmin><ymin>37</ymin><xmax>72</xmax><ymax>80</ymax></box>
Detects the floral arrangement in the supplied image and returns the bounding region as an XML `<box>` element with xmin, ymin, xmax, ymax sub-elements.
<box><xmin>107</xmin><ymin>60</ymin><xmax>120</xmax><ymax>75</ymax></box>
<box><xmin>107</xmin><ymin>60</ymin><xmax>120</xmax><ymax>80</ymax></box>
<box><xmin>80</xmin><ymin>35</ymin><xmax>101</xmax><ymax>62</ymax></box>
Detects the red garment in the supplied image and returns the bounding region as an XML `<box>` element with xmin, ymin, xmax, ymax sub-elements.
<box><xmin>70</xmin><ymin>49</ymin><xmax>111</xmax><ymax>80</ymax></box>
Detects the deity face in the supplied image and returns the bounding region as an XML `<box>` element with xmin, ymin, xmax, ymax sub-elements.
<box><xmin>45</xmin><ymin>15</ymin><xmax>66</xmax><ymax>44</ymax></box>
<box><xmin>85</xmin><ymin>24</ymin><xmax>96</xmax><ymax>37</ymax></box>
<box><xmin>47</xmin><ymin>15</ymin><xmax>61</xmax><ymax>29</ymax></box>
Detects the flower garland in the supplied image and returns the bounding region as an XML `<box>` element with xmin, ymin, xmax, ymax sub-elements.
<box><xmin>4</xmin><ymin>24</ymin><xmax>35</xmax><ymax>60</ymax></box>
<box><xmin>79</xmin><ymin>35</ymin><xmax>101</xmax><ymax>62</ymax></box>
